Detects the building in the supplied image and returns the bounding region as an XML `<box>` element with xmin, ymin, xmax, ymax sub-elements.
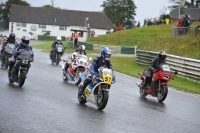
<box><xmin>9</xmin><ymin>5</ymin><xmax>114</xmax><ymax>41</ymax></box>
<box><xmin>170</xmin><ymin>8</ymin><xmax>200</xmax><ymax>23</ymax></box>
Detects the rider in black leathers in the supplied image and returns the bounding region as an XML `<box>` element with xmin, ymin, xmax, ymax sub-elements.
<box><xmin>8</xmin><ymin>36</ymin><xmax>34</xmax><ymax>77</ymax></box>
<box><xmin>1</xmin><ymin>33</ymin><xmax>16</xmax><ymax>67</ymax></box>
<box><xmin>50</xmin><ymin>36</ymin><xmax>64</xmax><ymax>59</ymax></box>
<box><xmin>141</xmin><ymin>50</ymin><xmax>166</xmax><ymax>89</ymax></box>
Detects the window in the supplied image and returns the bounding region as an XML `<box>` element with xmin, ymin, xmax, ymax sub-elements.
<box><xmin>59</xmin><ymin>26</ymin><xmax>67</xmax><ymax>30</ymax></box>
<box><xmin>39</xmin><ymin>24</ymin><xmax>46</xmax><ymax>29</ymax></box>
<box><xmin>16</xmin><ymin>23</ymin><xmax>26</xmax><ymax>27</ymax></box>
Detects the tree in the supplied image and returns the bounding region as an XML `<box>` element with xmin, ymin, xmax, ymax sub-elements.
<box><xmin>101</xmin><ymin>0</ymin><xmax>137</xmax><ymax>27</ymax></box>
<box><xmin>42</xmin><ymin>4</ymin><xmax>54</xmax><ymax>8</ymax></box>
<box><xmin>168</xmin><ymin>0</ymin><xmax>200</xmax><ymax>9</ymax></box>
<box><xmin>0</xmin><ymin>0</ymin><xmax>30</xmax><ymax>29</ymax></box>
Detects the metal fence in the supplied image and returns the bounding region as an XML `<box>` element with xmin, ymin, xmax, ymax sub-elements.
<box><xmin>172</xmin><ymin>26</ymin><xmax>200</xmax><ymax>37</ymax></box>
<box><xmin>89</xmin><ymin>35</ymin><xmax>138</xmax><ymax>46</ymax></box>
<box><xmin>136</xmin><ymin>50</ymin><xmax>200</xmax><ymax>81</ymax></box>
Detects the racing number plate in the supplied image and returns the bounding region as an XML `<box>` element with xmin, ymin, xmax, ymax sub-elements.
<box><xmin>103</xmin><ymin>74</ymin><xmax>112</xmax><ymax>84</ymax></box>
<box><xmin>57</xmin><ymin>47</ymin><xmax>62</xmax><ymax>52</ymax></box>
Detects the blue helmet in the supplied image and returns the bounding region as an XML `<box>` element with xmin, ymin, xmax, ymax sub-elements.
<box><xmin>101</xmin><ymin>47</ymin><xmax>111</xmax><ymax>60</ymax></box>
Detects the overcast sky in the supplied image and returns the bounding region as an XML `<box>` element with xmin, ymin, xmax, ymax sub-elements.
<box><xmin>1</xmin><ymin>0</ymin><xmax>172</xmax><ymax>25</ymax></box>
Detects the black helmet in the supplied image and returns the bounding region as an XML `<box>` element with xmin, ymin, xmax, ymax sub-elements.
<box><xmin>21</xmin><ymin>36</ymin><xmax>30</xmax><ymax>46</ymax></box>
<box><xmin>158</xmin><ymin>50</ymin><xmax>166</xmax><ymax>60</ymax></box>
<box><xmin>9</xmin><ymin>33</ymin><xmax>15</xmax><ymax>42</ymax></box>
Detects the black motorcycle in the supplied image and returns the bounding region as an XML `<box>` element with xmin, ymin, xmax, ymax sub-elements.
<box><xmin>51</xmin><ymin>44</ymin><xmax>65</xmax><ymax>65</ymax></box>
<box><xmin>9</xmin><ymin>49</ymin><xmax>34</xmax><ymax>87</ymax></box>
<box><xmin>1</xmin><ymin>43</ymin><xmax>15</xmax><ymax>69</ymax></box>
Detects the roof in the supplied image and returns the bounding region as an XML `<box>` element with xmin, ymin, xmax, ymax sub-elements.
<box><xmin>10</xmin><ymin>5</ymin><xmax>114</xmax><ymax>30</ymax></box>
<box><xmin>170</xmin><ymin>8</ymin><xmax>200</xmax><ymax>20</ymax></box>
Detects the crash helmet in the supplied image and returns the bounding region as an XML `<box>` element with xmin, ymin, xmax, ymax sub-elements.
<box><xmin>158</xmin><ymin>50</ymin><xmax>166</xmax><ymax>60</ymax></box>
<box><xmin>21</xmin><ymin>36</ymin><xmax>30</xmax><ymax>46</ymax></box>
<box><xmin>101</xmin><ymin>47</ymin><xmax>111</xmax><ymax>60</ymax></box>
<box><xmin>9</xmin><ymin>33</ymin><xmax>15</xmax><ymax>43</ymax></box>
<box><xmin>71</xmin><ymin>52</ymin><xmax>77</xmax><ymax>59</ymax></box>
<box><xmin>56</xmin><ymin>36</ymin><xmax>61</xmax><ymax>43</ymax></box>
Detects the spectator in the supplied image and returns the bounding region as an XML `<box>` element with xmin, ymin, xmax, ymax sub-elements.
<box><xmin>74</xmin><ymin>31</ymin><xmax>79</xmax><ymax>47</ymax></box>
<box><xmin>182</xmin><ymin>14</ymin><xmax>190</xmax><ymax>35</ymax></box>
<box><xmin>69</xmin><ymin>33</ymin><xmax>74</xmax><ymax>41</ymax></box>
<box><xmin>143</xmin><ymin>19</ymin><xmax>147</xmax><ymax>27</ymax></box>
<box><xmin>136</xmin><ymin>21</ymin><xmax>140</xmax><ymax>27</ymax></box>
<box><xmin>177</xmin><ymin>15</ymin><xmax>183</xmax><ymax>36</ymax></box>
<box><xmin>165</xmin><ymin>13</ymin><xmax>170</xmax><ymax>24</ymax></box>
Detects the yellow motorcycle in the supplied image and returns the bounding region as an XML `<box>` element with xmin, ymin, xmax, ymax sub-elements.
<box><xmin>78</xmin><ymin>66</ymin><xmax>115</xmax><ymax>110</ymax></box>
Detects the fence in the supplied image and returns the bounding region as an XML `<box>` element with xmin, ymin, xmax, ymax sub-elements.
<box><xmin>136</xmin><ymin>50</ymin><xmax>200</xmax><ymax>81</ymax></box>
<box><xmin>172</xmin><ymin>26</ymin><xmax>200</xmax><ymax>37</ymax></box>
<box><xmin>38</xmin><ymin>35</ymin><xmax>66</xmax><ymax>41</ymax></box>
<box><xmin>89</xmin><ymin>35</ymin><xmax>138</xmax><ymax>46</ymax></box>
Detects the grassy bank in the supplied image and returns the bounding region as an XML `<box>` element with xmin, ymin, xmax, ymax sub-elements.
<box><xmin>87</xmin><ymin>24</ymin><xmax>200</xmax><ymax>59</ymax></box>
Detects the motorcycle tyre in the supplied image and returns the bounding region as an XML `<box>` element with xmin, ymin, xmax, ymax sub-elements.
<box><xmin>18</xmin><ymin>70</ymin><xmax>26</xmax><ymax>87</ymax></box>
<box><xmin>97</xmin><ymin>91</ymin><xmax>109</xmax><ymax>111</ymax></box>
<box><xmin>139</xmin><ymin>81</ymin><xmax>147</xmax><ymax>98</ymax></box>
<box><xmin>74</xmin><ymin>71</ymin><xmax>81</xmax><ymax>85</ymax></box>
<box><xmin>157</xmin><ymin>85</ymin><xmax>168</xmax><ymax>102</ymax></box>
<box><xmin>78</xmin><ymin>86</ymin><xmax>87</xmax><ymax>104</ymax></box>
<box><xmin>56</xmin><ymin>54</ymin><xmax>61</xmax><ymax>65</ymax></box>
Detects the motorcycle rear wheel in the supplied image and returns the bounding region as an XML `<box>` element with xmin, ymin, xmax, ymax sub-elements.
<box><xmin>157</xmin><ymin>85</ymin><xmax>168</xmax><ymax>102</ymax></box>
<box><xmin>97</xmin><ymin>91</ymin><xmax>109</xmax><ymax>110</ymax></box>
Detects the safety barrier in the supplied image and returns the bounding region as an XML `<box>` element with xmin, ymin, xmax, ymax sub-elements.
<box><xmin>38</xmin><ymin>35</ymin><xmax>66</xmax><ymax>41</ymax></box>
<box><xmin>172</xmin><ymin>26</ymin><xmax>200</xmax><ymax>37</ymax></box>
<box><xmin>136</xmin><ymin>50</ymin><xmax>200</xmax><ymax>81</ymax></box>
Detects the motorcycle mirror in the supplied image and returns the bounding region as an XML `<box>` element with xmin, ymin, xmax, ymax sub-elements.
<box><xmin>174</xmin><ymin>70</ymin><xmax>178</xmax><ymax>74</ymax></box>
<box><xmin>89</xmin><ymin>57</ymin><xmax>92</xmax><ymax>60</ymax></box>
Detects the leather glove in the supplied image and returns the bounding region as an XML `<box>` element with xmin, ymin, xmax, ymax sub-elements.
<box><xmin>152</xmin><ymin>68</ymin><xmax>157</xmax><ymax>72</ymax></box>
<box><xmin>16</xmin><ymin>51</ymin><xmax>21</xmax><ymax>55</ymax></box>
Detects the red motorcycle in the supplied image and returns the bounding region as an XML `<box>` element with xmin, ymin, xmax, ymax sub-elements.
<box><xmin>136</xmin><ymin>63</ymin><xmax>177</xmax><ymax>102</ymax></box>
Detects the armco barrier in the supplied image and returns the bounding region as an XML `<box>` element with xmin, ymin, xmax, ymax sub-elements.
<box><xmin>136</xmin><ymin>50</ymin><xmax>200</xmax><ymax>81</ymax></box>
<box><xmin>38</xmin><ymin>35</ymin><xmax>66</xmax><ymax>41</ymax></box>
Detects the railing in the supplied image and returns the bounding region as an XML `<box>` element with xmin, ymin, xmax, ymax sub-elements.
<box><xmin>172</xmin><ymin>26</ymin><xmax>200</xmax><ymax>37</ymax></box>
<box><xmin>136</xmin><ymin>50</ymin><xmax>200</xmax><ymax>81</ymax></box>
<box><xmin>89</xmin><ymin>35</ymin><xmax>138</xmax><ymax>46</ymax></box>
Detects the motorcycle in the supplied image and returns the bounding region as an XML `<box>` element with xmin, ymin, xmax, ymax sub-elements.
<box><xmin>9</xmin><ymin>49</ymin><xmax>34</xmax><ymax>87</ymax></box>
<box><xmin>51</xmin><ymin>44</ymin><xmax>65</xmax><ymax>65</ymax></box>
<box><xmin>1</xmin><ymin>43</ymin><xmax>15</xmax><ymax>69</ymax></box>
<box><xmin>78</xmin><ymin>66</ymin><xmax>116</xmax><ymax>110</ymax></box>
<box><xmin>61</xmin><ymin>54</ymin><xmax>90</xmax><ymax>85</ymax></box>
<box><xmin>136</xmin><ymin>63</ymin><xmax>177</xmax><ymax>102</ymax></box>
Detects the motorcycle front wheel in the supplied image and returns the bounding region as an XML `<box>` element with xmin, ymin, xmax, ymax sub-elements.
<box><xmin>56</xmin><ymin>54</ymin><xmax>61</xmax><ymax>65</ymax></box>
<box><xmin>4</xmin><ymin>57</ymin><xmax>9</xmax><ymax>69</ymax></box>
<box><xmin>78</xmin><ymin>85</ymin><xmax>87</xmax><ymax>104</ymax></box>
<box><xmin>157</xmin><ymin>85</ymin><xmax>168</xmax><ymax>102</ymax></box>
<box><xmin>18</xmin><ymin>70</ymin><xmax>26</xmax><ymax>87</ymax></box>
<box><xmin>139</xmin><ymin>81</ymin><xmax>147</xmax><ymax>98</ymax></box>
<box><xmin>74</xmin><ymin>71</ymin><xmax>81</xmax><ymax>85</ymax></box>
<box><xmin>97</xmin><ymin>90</ymin><xmax>109</xmax><ymax>110</ymax></box>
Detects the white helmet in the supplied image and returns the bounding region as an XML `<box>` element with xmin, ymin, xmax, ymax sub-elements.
<box><xmin>71</xmin><ymin>52</ymin><xmax>77</xmax><ymax>59</ymax></box>
<box><xmin>56</xmin><ymin>36</ymin><xmax>61</xmax><ymax>43</ymax></box>
<box><xmin>79</xmin><ymin>45</ymin><xmax>85</xmax><ymax>50</ymax></box>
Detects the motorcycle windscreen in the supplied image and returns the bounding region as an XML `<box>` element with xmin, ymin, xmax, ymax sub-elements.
<box><xmin>99</xmin><ymin>67</ymin><xmax>113</xmax><ymax>84</ymax></box>
<box><xmin>18</xmin><ymin>49</ymin><xmax>32</xmax><ymax>60</ymax></box>
<box><xmin>4</xmin><ymin>43</ymin><xmax>15</xmax><ymax>54</ymax></box>
<box><xmin>55</xmin><ymin>44</ymin><xmax>64</xmax><ymax>52</ymax></box>
<box><xmin>160</xmin><ymin>63</ymin><xmax>170</xmax><ymax>72</ymax></box>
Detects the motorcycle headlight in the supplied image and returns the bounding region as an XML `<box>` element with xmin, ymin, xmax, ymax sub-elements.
<box><xmin>22</xmin><ymin>59</ymin><xmax>28</xmax><ymax>64</ymax></box>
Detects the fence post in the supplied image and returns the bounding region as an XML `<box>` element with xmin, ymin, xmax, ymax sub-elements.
<box><xmin>134</xmin><ymin>45</ymin><xmax>137</xmax><ymax>56</ymax></box>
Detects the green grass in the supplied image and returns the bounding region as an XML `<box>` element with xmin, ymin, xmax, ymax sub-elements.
<box><xmin>32</xmin><ymin>41</ymin><xmax>99</xmax><ymax>54</ymax></box>
<box><xmin>87</xmin><ymin>23</ymin><xmax>200</xmax><ymax>59</ymax></box>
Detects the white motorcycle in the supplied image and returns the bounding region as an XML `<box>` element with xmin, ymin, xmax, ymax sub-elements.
<box><xmin>61</xmin><ymin>54</ymin><xmax>90</xmax><ymax>85</ymax></box>
<box><xmin>78</xmin><ymin>66</ymin><xmax>115</xmax><ymax>110</ymax></box>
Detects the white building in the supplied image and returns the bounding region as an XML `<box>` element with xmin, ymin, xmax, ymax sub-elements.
<box><xmin>9</xmin><ymin>5</ymin><xmax>114</xmax><ymax>41</ymax></box>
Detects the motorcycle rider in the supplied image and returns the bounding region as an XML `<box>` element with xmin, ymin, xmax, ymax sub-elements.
<box><xmin>64</xmin><ymin>52</ymin><xmax>78</xmax><ymax>72</ymax></box>
<box><xmin>8</xmin><ymin>36</ymin><xmax>34</xmax><ymax>77</ymax></box>
<box><xmin>74</xmin><ymin>45</ymin><xmax>86</xmax><ymax>55</ymax></box>
<box><xmin>1</xmin><ymin>33</ymin><xmax>16</xmax><ymax>67</ymax></box>
<box><xmin>140</xmin><ymin>50</ymin><xmax>166</xmax><ymax>89</ymax></box>
<box><xmin>79</xmin><ymin>47</ymin><xmax>114</xmax><ymax>96</ymax></box>
<box><xmin>50</xmin><ymin>36</ymin><xmax>64</xmax><ymax>59</ymax></box>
